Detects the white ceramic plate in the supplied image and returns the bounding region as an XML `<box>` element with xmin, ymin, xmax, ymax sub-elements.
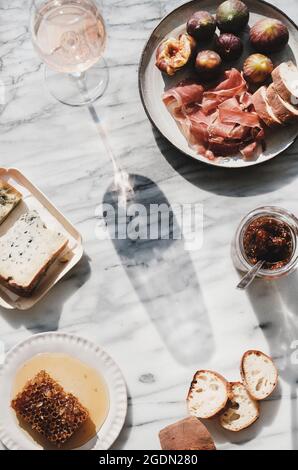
<box><xmin>0</xmin><ymin>333</ymin><xmax>127</xmax><ymax>450</ymax></box>
<box><xmin>139</xmin><ymin>0</ymin><xmax>298</xmax><ymax>168</ymax></box>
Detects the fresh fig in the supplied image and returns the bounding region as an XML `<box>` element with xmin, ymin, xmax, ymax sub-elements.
<box><xmin>195</xmin><ymin>50</ymin><xmax>222</xmax><ymax>81</ymax></box>
<box><xmin>243</xmin><ymin>53</ymin><xmax>274</xmax><ymax>84</ymax></box>
<box><xmin>250</xmin><ymin>18</ymin><xmax>289</xmax><ymax>53</ymax></box>
<box><xmin>187</xmin><ymin>11</ymin><xmax>216</xmax><ymax>41</ymax></box>
<box><xmin>215</xmin><ymin>33</ymin><xmax>243</xmax><ymax>61</ymax></box>
<box><xmin>216</xmin><ymin>0</ymin><xmax>249</xmax><ymax>33</ymax></box>
<box><xmin>155</xmin><ymin>34</ymin><xmax>196</xmax><ymax>76</ymax></box>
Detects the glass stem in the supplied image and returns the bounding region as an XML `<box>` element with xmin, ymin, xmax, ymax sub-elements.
<box><xmin>88</xmin><ymin>104</ymin><xmax>134</xmax><ymax>204</ymax></box>
<box><xmin>69</xmin><ymin>73</ymin><xmax>133</xmax><ymax>203</ymax></box>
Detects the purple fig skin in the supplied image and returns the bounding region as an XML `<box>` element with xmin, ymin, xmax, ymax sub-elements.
<box><xmin>195</xmin><ymin>50</ymin><xmax>222</xmax><ymax>81</ymax></box>
<box><xmin>187</xmin><ymin>11</ymin><xmax>216</xmax><ymax>41</ymax></box>
<box><xmin>215</xmin><ymin>33</ymin><xmax>243</xmax><ymax>61</ymax></box>
<box><xmin>243</xmin><ymin>53</ymin><xmax>274</xmax><ymax>84</ymax></box>
<box><xmin>216</xmin><ymin>0</ymin><xmax>249</xmax><ymax>33</ymax></box>
<box><xmin>250</xmin><ymin>18</ymin><xmax>289</xmax><ymax>53</ymax></box>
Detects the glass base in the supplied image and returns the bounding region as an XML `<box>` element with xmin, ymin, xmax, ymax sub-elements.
<box><xmin>45</xmin><ymin>57</ymin><xmax>109</xmax><ymax>107</ymax></box>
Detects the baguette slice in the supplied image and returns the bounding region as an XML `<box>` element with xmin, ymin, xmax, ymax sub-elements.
<box><xmin>187</xmin><ymin>370</ymin><xmax>231</xmax><ymax>419</ymax></box>
<box><xmin>241</xmin><ymin>350</ymin><xmax>278</xmax><ymax>400</ymax></box>
<box><xmin>252</xmin><ymin>86</ymin><xmax>282</xmax><ymax>127</ymax></box>
<box><xmin>219</xmin><ymin>382</ymin><xmax>259</xmax><ymax>432</ymax></box>
<box><xmin>272</xmin><ymin>61</ymin><xmax>298</xmax><ymax>105</ymax></box>
<box><xmin>267</xmin><ymin>83</ymin><xmax>298</xmax><ymax>123</ymax></box>
<box><xmin>0</xmin><ymin>180</ymin><xmax>22</xmax><ymax>225</ymax></box>
<box><xmin>159</xmin><ymin>416</ymin><xmax>216</xmax><ymax>451</ymax></box>
<box><xmin>0</xmin><ymin>210</ymin><xmax>68</xmax><ymax>297</ymax></box>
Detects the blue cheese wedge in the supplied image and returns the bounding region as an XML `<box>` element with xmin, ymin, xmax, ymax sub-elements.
<box><xmin>0</xmin><ymin>180</ymin><xmax>22</xmax><ymax>225</ymax></box>
<box><xmin>0</xmin><ymin>211</ymin><xmax>68</xmax><ymax>297</ymax></box>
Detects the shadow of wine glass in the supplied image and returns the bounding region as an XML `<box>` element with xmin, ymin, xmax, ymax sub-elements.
<box><xmin>246</xmin><ymin>271</ymin><xmax>298</xmax><ymax>450</ymax></box>
<box><xmin>102</xmin><ymin>174</ymin><xmax>214</xmax><ymax>367</ymax></box>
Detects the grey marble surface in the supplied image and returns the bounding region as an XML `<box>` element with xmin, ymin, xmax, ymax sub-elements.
<box><xmin>0</xmin><ymin>0</ymin><xmax>298</xmax><ymax>450</ymax></box>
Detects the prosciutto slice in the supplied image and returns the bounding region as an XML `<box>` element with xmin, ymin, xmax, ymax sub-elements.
<box><xmin>218</xmin><ymin>108</ymin><xmax>260</xmax><ymax>128</ymax></box>
<box><xmin>163</xmin><ymin>81</ymin><xmax>204</xmax><ymax>117</ymax></box>
<box><xmin>163</xmin><ymin>69</ymin><xmax>264</xmax><ymax>160</ymax></box>
<box><xmin>201</xmin><ymin>69</ymin><xmax>247</xmax><ymax>114</ymax></box>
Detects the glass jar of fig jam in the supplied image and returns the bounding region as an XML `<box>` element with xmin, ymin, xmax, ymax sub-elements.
<box><xmin>233</xmin><ymin>207</ymin><xmax>298</xmax><ymax>280</ymax></box>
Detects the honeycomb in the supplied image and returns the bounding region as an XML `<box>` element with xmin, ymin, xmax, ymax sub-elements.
<box><xmin>11</xmin><ymin>370</ymin><xmax>89</xmax><ymax>447</ymax></box>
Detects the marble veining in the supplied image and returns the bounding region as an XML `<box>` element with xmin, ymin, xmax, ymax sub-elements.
<box><xmin>0</xmin><ymin>0</ymin><xmax>298</xmax><ymax>450</ymax></box>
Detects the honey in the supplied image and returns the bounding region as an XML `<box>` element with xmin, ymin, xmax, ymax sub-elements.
<box><xmin>12</xmin><ymin>353</ymin><xmax>110</xmax><ymax>450</ymax></box>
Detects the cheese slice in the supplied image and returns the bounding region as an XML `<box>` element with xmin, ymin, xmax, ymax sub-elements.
<box><xmin>0</xmin><ymin>180</ymin><xmax>22</xmax><ymax>225</ymax></box>
<box><xmin>0</xmin><ymin>211</ymin><xmax>68</xmax><ymax>296</ymax></box>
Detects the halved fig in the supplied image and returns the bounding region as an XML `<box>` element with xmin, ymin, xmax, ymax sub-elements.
<box><xmin>156</xmin><ymin>34</ymin><xmax>196</xmax><ymax>76</ymax></box>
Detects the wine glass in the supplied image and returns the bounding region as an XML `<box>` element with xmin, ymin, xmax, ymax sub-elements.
<box><xmin>30</xmin><ymin>0</ymin><xmax>108</xmax><ymax>106</ymax></box>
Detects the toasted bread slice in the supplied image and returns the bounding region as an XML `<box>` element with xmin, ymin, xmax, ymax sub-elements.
<box><xmin>0</xmin><ymin>180</ymin><xmax>22</xmax><ymax>225</ymax></box>
<box><xmin>219</xmin><ymin>382</ymin><xmax>259</xmax><ymax>432</ymax></box>
<box><xmin>272</xmin><ymin>61</ymin><xmax>298</xmax><ymax>105</ymax></box>
<box><xmin>240</xmin><ymin>350</ymin><xmax>278</xmax><ymax>400</ymax></box>
<box><xmin>159</xmin><ymin>416</ymin><xmax>216</xmax><ymax>451</ymax></box>
<box><xmin>187</xmin><ymin>370</ymin><xmax>231</xmax><ymax>419</ymax></box>
<box><xmin>267</xmin><ymin>84</ymin><xmax>298</xmax><ymax>123</ymax></box>
<box><xmin>252</xmin><ymin>86</ymin><xmax>281</xmax><ymax>127</ymax></box>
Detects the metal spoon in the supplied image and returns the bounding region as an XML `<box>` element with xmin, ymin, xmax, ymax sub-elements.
<box><xmin>237</xmin><ymin>260</ymin><xmax>265</xmax><ymax>290</ymax></box>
